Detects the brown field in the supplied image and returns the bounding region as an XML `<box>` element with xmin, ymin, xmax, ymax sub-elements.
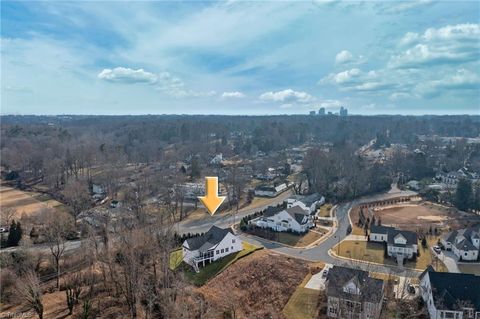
<box><xmin>351</xmin><ymin>201</ymin><xmax>477</xmax><ymax>233</ymax></box>
<box><xmin>198</xmin><ymin>250</ymin><xmax>310</xmax><ymax>318</ymax></box>
<box><xmin>0</xmin><ymin>185</ymin><xmax>67</xmax><ymax>222</ymax></box>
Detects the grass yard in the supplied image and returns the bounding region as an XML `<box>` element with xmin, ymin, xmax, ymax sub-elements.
<box><xmin>169</xmin><ymin>249</ymin><xmax>183</xmax><ymax>270</ymax></box>
<box><xmin>458</xmin><ymin>263</ymin><xmax>480</xmax><ymax>275</ymax></box>
<box><xmin>248</xmin><ymin>228</ymin><xmax>326</xmax><ymax>247</ymax></box>
<box><xmin>335</xmin><ymin>238</ymin><xmax>447</xmax><ymax>272</ymax></box>
<box><xmin>183</xmin><ymin>242</ymin><xmax>261</xmax><ymax>286</ymax></box>
<box><xmin>283</xmin><ymin>273</ymin><xmax>322</xmax><ymax>319</ymax></box>
<box><xmin>318</xmin><ymin>204</ymin><xmax>333</xmax><ymax>218</ymax></box>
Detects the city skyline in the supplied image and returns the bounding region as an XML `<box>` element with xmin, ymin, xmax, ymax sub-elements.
<box><xmin>2</xmin><ymin>1</ymin><xmax>479</xmax><ymax>116</ymax></box>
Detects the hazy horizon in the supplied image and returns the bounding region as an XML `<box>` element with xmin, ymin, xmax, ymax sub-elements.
<box><xmin>2</xmin><ymin>1</ymin><xmax>480</xmax><ymax>115</ymax></box>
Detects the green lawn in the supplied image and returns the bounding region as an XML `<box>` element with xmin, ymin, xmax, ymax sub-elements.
<box><xmin>335</xmin><ymin>239</ymin><xmax>447</xmax><ymax>272</ymax></box>
<box><xmin>182</xmin><ymin>242</ymin><xmax>261</xmax><ymax>286</ymax></box>
<box><xmin>283</xmin><ymin>274</ymin><xmax>322</xmax><ymax>319</ymax></box>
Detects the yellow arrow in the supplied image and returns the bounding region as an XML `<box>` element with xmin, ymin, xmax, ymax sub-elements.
<box><xmin>198</xmin><ymin>176</ymin><xmax>225</xmax><ymax>216</ymax></box>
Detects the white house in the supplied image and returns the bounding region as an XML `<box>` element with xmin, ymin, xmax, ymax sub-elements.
<box><xmin>369</xmin><ymin>225</ymin><xmax>418</xmax><ymax>262</ymax></box>
<box><xmin>420</xmin><ymin>266</ymin><xmax>480</xmax><ymax>319</ymax></box>
<box><xmin>369</xmin><ymin>225</ymin><xmax>394</xmax><ymax>243</ymax></box>
<box><xmin>182</xmin><ymin>226</ymin><xmax>243</xmax><ymax>272</ymax></box>
<box><xmin>286</xmin><ymin>193</ymin><xmax>325</xmax><ymax>216</ymax></box>
<box><xmin>254</xmin><ymin>182</ymin><xmax>288</xmax><ymax>197</ymax></box>
<box><xmin>441</xmin><ymin>226</ymin><xmax>480</xmax><ymax>261</ymax></box>
<box><xmin>255</xmin><ymin>205</ymin><xmax>313</xmax><ymax>233</ymax></box>
<box><xmin>326</xmin><ymin>266</ymin><xmax>385</xmax><ymax>319</ymax></box>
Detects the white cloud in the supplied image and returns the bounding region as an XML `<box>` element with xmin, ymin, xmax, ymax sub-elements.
<box><xmin>259</xmin><ymin>89</ymin><xmax>315</xmax><ymax>103</ymax></box>
<box><xmin>222</xmin><ymin>91</ymin><xmax>246</xmax><ymax>98</ymax></box>
<box><xmin>318</xmin><ymin>99</ymin><xmax>342</xmax><ymax>108</ymax></box>
<box><xmin>98</xmin><ymin>67</ymin><xmax>158</xmax><ymax>84</ymax></box>
<box><xmin>390</xmin><ymin>24</ymin><xmax>480</xmax><ymax>68</ymax></box>
<box><xmin>378</xmin><ymin>0</ymin><xmax>434</xmax><ymax>13</ymax></box>
<box><xmin>321</xmin><ymin>68</ymin><xmax>362</xmax><ymax>85</ymax></box>
<box><xmin>334</xmin><ymin>50</ymin><xmax>366</xmax><ymax>66</ymax></box>
<box><xmin>335</xmin><ymin>50</ymin><xmax>353</xmax><ymax>65</ymax></box>
<box><xmin>416</xmin><ymin>69</ymin><xmax>480</xmax><ymax>97</ymax></box>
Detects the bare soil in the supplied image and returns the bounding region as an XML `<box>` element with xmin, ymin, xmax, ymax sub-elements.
<box><xmin>198</xmin><ymin>250</ymin><xmax>310</xmax><ymax>319</ymax></box>
<box><xmin>351</xmin><ymin>201</ymin><xmax>479</xmax><ymax>233</ymax></box>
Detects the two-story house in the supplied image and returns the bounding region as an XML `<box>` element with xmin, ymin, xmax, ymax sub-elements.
<box><xmin>441</xmin><ymin>226</ymin><xmax>480</xmax><ymax>261</ymax></box>
<box><xmin>286</xmin><ymin>192</ymin><xmax>325</xmax><ymax>216</ymax></box>
<box><xmin>326</xmin><ymin>266</ymin><xmax>385</xmax><ymax>319</ymax></box>
<box><xmin>254</xmin><ymin>205</ymin><xmax>313</xmax><ymax>233</ymax></box>
<box><xmin>420</xmin><ymin>266</ymin><xmax>480</xmax><ymax>319</ymax></box>
<box><xmin>369</xmin><ymin>225</ymin><xmax>418</xmax><ymax>263</ymax></box>
<box><xmin>182</xmin><ymin>226</ymin><xmax>243</xmax><ymax>272</ymax></box>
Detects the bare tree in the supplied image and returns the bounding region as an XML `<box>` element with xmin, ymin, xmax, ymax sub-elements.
<box><xmin>62</xmin><ymin>178</ymin><xmax>91</xmax><ymax>227</ymax></box>
<box><xmin>16</xmin><ymin>270</ymin><xmax>44</xmax><ymax>319</ymax></box>
<box><xmin>44</xmin><ymin>211</ymin><xmax>71</xmax><ymax>290</ymax></box>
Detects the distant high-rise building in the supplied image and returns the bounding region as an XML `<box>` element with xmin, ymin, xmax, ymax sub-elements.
<box><xmin>319</xmin><ymin>107</ymin><xmax>326</xmax><ymax>115</ymax></box>
<box><xmin>309</xmin><ymin>111</ymin><xmax>316</xmax><ymax>116</ymax></box>
<box><xmin>327</xmin><ymin>111</ymin><xmax>333</xmax><ymax>115</ymax></box>
<box><xmin>340</xmin><ymin>106</ymin><xmax>348</xmax><ymax>116</ymax></box>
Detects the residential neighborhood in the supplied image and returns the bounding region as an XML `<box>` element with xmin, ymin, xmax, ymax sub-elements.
<box><xmin>1</xmin><ymin>1</ymin><xmax>480</xmax><ymax>319</ymax></box>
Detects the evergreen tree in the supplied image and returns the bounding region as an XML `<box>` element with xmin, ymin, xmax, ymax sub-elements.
<box><xmin>7</xmin><ymin>220</ymin><xmax>22</xmax><ymax>247</ymax></box>
<box><xmin>455</xmin><ymin>178</ymin><xmax>472</xmax><ymax>211</ymax></box>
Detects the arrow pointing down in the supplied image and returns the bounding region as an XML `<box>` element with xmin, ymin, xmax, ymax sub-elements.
<box><xmin>198</xmin><ymin>176</ymin><xmax>226</xmax><ymax>216</ymax></box>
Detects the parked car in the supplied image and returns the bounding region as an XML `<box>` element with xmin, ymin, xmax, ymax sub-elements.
<box><xmin>322</xmin><ymin>269</ymin><xmax>328</xmax><ymax>278</ymax></box>
<box><xmin>433</xmin><ymin>246</ymin><xmax>441</xmax><ymax>254</ymax></box>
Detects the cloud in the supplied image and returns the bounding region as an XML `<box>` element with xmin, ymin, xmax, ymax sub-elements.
<box><xmin>390</xmin><ymin>24</ymin><xmax>480</xmax><ymax>69</ymax></box>
<box><xmin>318</xmin><ymin>99</ymin><xmax>342</xmax><ymax>108</ymax></box>
<box><xmin>334</xmin><ymin>50</ymin><xmax>366</xmax><ymax>66</ymax></box>
<box><xmin>377</xmin><ymin>0</ymin><xmax>434</xmax><ymax>13</ymax></box>
<box><xmin>416</xmin><ymin>69</ymin><xmax>480</xmax><ymax>98</ymax></box>
<box><xmin>259</xmin><ymin>89</ymin><xmax>315</xmax><ymax>103</ymax></box>
<box><xmin>221</xmin><ymin>91</ymin><xmax>246</xmax><ymax>98</ymax></box>
<box><xmin>321</xmin><ymin>68</ymin><xmax>362</xmax><ymax>85</ymax></box>
<box><xmin>98</xmin><ymin>67</ymin><xmax>158</xmax><ymax>84</ymax></box>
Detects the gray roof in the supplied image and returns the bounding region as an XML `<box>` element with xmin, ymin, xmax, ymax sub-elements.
<box><xmin>300</xmin><ymin>193</ymin><xmax>323</xmax><ymax>207</ymax></box>
<box><xmin>285</xmin><ymin>205</ymin><xmax>309</xmax><ymax>225</ymax></box>
<box><xmin>387</xmin><ymin>229</ymin><xmax>417</xmax><ymax>247</ymax></box>
<box><xmin>326</xmin><ymin>266</ymin><xmax>384</xmax><ymax>303</ymax></box>
<box><xmin>455</xmin><ymin>238</ymin><xmax>477</xmax><ymax>251</ymax></box>
<box><xmin>370</xmin><ymin>225</ymin><xmax>395</xmax><ymax>235</ymax></box>
<box><xmin>263</xmin><ymin>205</ymin><xmax>284</xmax><ymax>218</ymax></box>
<box><xmin>184</xmin><ymin>226</ymin><xmax>233</xmax><ymax>253</ymax></box>
<box><xmin>423</xmin><ymin>267</ymin><xmax>480</xmax><ymax>310</ymax></box>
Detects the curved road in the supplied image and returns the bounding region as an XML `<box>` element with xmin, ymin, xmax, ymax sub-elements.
<box><xmin>235</xmin><ymin>187</ymin><xmax>420</xmax><ymax>278</ymax></box>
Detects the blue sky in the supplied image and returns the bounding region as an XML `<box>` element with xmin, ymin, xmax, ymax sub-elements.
<box><xmin>1</xmin><ymin>0</ymin><xmax>479</xmax><ymax>115</ymax></box>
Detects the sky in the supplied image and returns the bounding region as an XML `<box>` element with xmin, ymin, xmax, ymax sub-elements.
<box><xmin>1</xmin><ymin>0</ymin><xmax>479</xmax><ymax>115</ymax></box>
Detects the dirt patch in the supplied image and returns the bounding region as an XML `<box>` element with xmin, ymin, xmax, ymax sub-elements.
<box><xmin>351</xmin><ymin>202</ymin><xmax>478</xmax><ymax>233</ymax></box>
<box><xmin>198</xmin><ymin>250</ymin><xmax>309</xmax><ymax>319</ymax></box>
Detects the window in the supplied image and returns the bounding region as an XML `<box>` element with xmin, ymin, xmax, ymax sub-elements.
<box><xmin>465</xmin><ymin>252</ymin><xmax>468</xmax><ymax>256</ymax></box>
<box><xmin>231</xmin><ymin>246</ymin><xmax>233</xmax><ymax>250</ymax></box>
<box><xmin>232</xmin><ymin>239</ymin><xmax>236</xmax><ymax>243</ymax></box>
<box><xmin>226</xmin><ymin>247</ymin><xmax>229</xmax><ymax>252</ymax></box>
<box><xmin>216</xmin><ymin>250</ymin><xmax>219</xmax><ymax>254</ymax></box>
<box><xmin>221</xmin><ymin>249</ymin><xmax>224</xmax><ymax>253</ymax></box>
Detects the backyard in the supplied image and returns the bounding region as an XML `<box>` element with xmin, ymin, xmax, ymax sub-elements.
<box><xmin>176</xmin><ymin>242</ymin><xmax>262</xmax><ymax>286</ymax></box>
<box><xmin>283</xmin><ymin>273</ymin><xmax>324</xmax><ymax>319</ymax></box>
<box><xmin>246</xmin><ymin>227</ymin><xmax>327</xmax><ymax>247</ymax></box>
<box><xmin>334</xmin><ymin>236</ymin><xmax>447</xmax><ymax>272</ymax></box>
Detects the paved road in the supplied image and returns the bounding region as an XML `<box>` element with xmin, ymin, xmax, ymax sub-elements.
<box><xmin>238</xmin><ymin>186</ymin><xmax>421</xmax><ymax>278</ymax></box>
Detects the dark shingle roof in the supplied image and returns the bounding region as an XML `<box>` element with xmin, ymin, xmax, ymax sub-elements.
<box><xmin>285</xmin><ymin>206</ymin><xmax>309</xmax><ymax>225</ymax></box>
<box><xmin>370</xmin><ymin>225</ymin><xmax>395</xmax><ymax>235</ymax></box>
<box><xmin>184</xmin><ymin>226</ymin><xmax>233</xmax><ymax>252</ymax></box>
<box><xmin>387</xmin><ymin>229</ymin><xmax>417</xmax><ymax>246</ymax></box>
<box><xmin>455</xmin><ymin>238</ymin><xmax>477</xmax><ymax>251</ymax></box>
<box><xmin>326</xmin><ymin>266</ymin><xmax>384</xmax><ymax>303</ymax></box>
<box><xmin>263</xmin><ymin>205</ymin><xmax>284</xmax><ymax>218</ymax></box>
<box><xmin>425</xmin><ymin>268</ymin><xmax>480</xmax><ymax>310</ymax></box>
<box><xmin>300</xmin><ymin>193</ymin><xmax>323</xmax><ymax>207</ymax></box>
